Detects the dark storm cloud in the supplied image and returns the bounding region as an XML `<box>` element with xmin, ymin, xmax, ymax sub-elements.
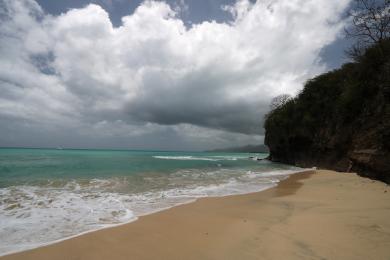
<box><xmin>127</xmin><ymin>65</ymin><xmax>270</xmax><ymax>134</ymax></box>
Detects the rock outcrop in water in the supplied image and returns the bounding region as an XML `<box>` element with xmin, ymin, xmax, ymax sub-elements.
<box><xmin>264</xmin><ymin>40</ymin><xmax>390</xmax><ymax>183</ymax></box>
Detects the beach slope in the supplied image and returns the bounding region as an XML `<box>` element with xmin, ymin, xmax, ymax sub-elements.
<box><xmin>2</xmin><ymin>170</ymin><xmax>390</xmax><ymax>260</ymax></box>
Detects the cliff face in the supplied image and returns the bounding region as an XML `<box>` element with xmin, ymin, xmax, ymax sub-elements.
<box><xmin>264</xmin><ymin>40</ymin><xmax>390</xmax><ymax>183</ymax></box>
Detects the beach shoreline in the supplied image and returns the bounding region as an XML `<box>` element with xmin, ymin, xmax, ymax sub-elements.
<box><xmin>0</xmin><ymin>168</ymin><xmax>307</xmax><ymax>257</ymax></box>
<box><xmin>2</xmin><ymin>170</ymin><xmax>390</xmax><ymax>260</ymax></box>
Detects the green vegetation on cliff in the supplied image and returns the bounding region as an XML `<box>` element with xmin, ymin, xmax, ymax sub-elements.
<box><xmin>264</xmin><ymin>39</ymin><xmax>390</xmax><ymax>183</ymax></box>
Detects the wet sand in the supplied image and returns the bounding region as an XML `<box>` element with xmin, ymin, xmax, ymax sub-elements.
<box><xmin>2</xmin><ymin>170</ymin><xmax>390</xmax><ymax>260</ymax></box>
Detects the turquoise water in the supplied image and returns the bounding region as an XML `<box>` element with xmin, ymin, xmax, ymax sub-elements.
<box><xmin>0</xmin><ymin>148</ymin><xmax>270</xmax><ymax>186</ymax></box>
<box><xmin>0</xmin><ymin>148</ymin><xmax>302</xmax><ymax>255</ymax></box>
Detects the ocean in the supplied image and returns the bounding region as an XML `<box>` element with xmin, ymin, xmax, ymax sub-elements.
<box><xmin>0</xmin><ymin>148</ymin><xmax>304</xmax><ymax>256</ymax></box>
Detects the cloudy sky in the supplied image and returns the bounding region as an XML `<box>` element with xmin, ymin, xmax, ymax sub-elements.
<box><xmin>0</xmin><ymin>0</ymin><xmax>353</xmax><ymax>151</ymax></box>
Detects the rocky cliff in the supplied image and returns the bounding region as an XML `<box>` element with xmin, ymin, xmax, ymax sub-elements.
<box><xmin>264</xmin><ymin>40</ymin><xmax>390</xmax><ymax>183</ymax></box>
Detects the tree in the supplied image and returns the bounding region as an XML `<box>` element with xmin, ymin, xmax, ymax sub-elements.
<box><xmin>345</xmin><ymin>0</ymin><xmax>390</xmax><ymax>58</ymax></box>
<box><xmin>269</xmin><ymin>94</ymin><xmax>292</xmax><ymax>110</ymax></box>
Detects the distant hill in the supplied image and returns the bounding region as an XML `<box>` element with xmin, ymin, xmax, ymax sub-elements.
<box><xmin>207</xmin><ymin>144</ymin><xmax>269</xmax><ymax>153</ymax></box>
<box><xmin>264</xmin><ymin>39</ymin><xmax>390</xmax><ymax>183</ymax></box>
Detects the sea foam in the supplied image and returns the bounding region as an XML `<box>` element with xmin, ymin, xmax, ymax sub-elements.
<box><xmin>153</xmin><ymin>155</ymin><xmax>240</xmax><ymax>161</ymax></box>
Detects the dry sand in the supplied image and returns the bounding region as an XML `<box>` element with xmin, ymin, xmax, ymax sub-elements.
<box><xmin>2</xmin><ymin>170</ymin><xmax>390</xmax><ymax>260</ymax></box>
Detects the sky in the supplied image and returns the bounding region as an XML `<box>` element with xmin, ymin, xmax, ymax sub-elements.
<box><xmin>0</xmin><ymin>0</ymin><xmax>354</xmax><ymax>151</ymax></box>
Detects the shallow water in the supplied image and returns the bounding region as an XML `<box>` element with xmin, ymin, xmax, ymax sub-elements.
<box><xmin>0</xmin><ymin>148</ymin><xmax>303</xmax><ymax>256</ymax></box>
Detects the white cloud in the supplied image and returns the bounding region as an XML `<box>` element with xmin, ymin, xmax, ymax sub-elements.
<box><xmin>0</xmin><ymin>0</ymin><xmax>351</xmax><ymax>149</ymax></box>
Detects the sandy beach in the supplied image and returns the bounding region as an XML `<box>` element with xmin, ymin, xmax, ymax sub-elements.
<box><xmin>2</xmin><ymin>170</ymin><xmax>390</xmax><ymax>260</ymax></box>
